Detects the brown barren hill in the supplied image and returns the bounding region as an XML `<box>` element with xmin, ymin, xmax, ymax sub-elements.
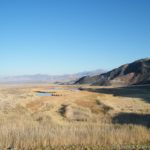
<box><xmin>75</xmin><ymin>58</ymin><xmax>150</xmax><ymax>86</ymax></box>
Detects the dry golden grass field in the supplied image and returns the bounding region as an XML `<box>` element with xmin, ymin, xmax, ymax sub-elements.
<box><xmin>0</xmin><ymin>84</ymin><xmax>150</xmax><ymax>150</ymax></box>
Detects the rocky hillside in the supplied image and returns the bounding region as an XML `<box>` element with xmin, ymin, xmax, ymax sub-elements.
<box><xmin>75</xmin><ymin>58</ymin><xmax>150</xmax><ymax>86</ymax></box>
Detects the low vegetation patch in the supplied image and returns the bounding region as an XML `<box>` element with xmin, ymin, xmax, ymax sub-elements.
<box><xmin>0</xmin><ymin>85</ymin><xmax>150</xmax><ymax>150</ymax></box>
<box><xmin>59</xmin><ymin>104</ymin><xmax>92</xmax><ymax>121</ymax></box>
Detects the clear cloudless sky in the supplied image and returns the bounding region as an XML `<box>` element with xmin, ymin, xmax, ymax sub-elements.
<box><xmin>0</xmin><ymin>0</ymin><xmax>150</xmax><ymax>76</ymax></box>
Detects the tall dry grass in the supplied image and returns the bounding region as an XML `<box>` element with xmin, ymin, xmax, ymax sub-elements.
<box><xmin>0</xmin><ymin>116</ymin><xmax>150</xmax><ymax>150</ymax></box>
<box><xmin>0</xmin><ymin>85</ymin><xmax>150</xmax><ymax>150</ymax></box>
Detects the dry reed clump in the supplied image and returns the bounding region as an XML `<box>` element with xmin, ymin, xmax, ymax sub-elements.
<box><xmin>59</xmin><ymin>104</ymin><xmax>92</xmax><ymax>121</ymax></box>
<box><xmin>31</xmin><ymin>112</ymin><xmax>52</xmax><ymax>123</ymax></box>
<box><xmin>0</xmin><ymin>116</ymin><xmax>150</xmax><ymax>150</ymax></box>
<box><xmin>96</xmin><ymin>99</ymin><xmax>113</xmax><ymax>114</ymax></box>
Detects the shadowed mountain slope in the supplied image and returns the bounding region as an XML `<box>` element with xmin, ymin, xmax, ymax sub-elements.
<box><xmin>75</xmin><ymin>58</ymin><xmax>150</xmax><ymax>86</ymax></box>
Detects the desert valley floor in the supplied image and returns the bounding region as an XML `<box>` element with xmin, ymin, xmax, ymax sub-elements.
<box><xmin>0</xmin><ymin>84</ymin><xmax>150</xmax><ymax>150</ymax></box>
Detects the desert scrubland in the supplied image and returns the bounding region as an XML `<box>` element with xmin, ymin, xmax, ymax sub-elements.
<box><xmin>0</xmin><ymin>84</ymin><xmax>150</xmax><ymax>150</ymax></box>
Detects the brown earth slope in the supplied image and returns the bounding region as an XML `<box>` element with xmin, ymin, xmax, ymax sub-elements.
<box><xmin>75</xmin><ymin>58</ymin><xmax>150</xmax><ymax>86</ymax></box>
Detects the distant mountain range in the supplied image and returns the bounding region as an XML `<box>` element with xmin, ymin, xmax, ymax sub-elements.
<box><xmin>0</xmin><ymin>69</ymin><xmax>105</xmax><ymax>84</ymax></box>
<box><xmin>2</xmin><ymin>58</ymin><xmax>150</xmax><ymax>85</ymax></box>
<box><xmin>75</xmin><ymin>58</ymin><xmax>150</xmax><ymax>86</ymax></box>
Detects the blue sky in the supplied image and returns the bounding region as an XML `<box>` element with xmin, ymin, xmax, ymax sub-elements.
<box><xmin>0</xmin><ymin>0</ymin><xmax>150</xmax><ymax>76</ymax></box>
